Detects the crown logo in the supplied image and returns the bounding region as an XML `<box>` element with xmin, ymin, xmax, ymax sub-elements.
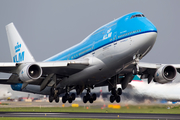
<box><xmin>107</xmin><ymin>28</ymin><xmax>111</xmax><ymax>33</ymax></box>
<box><xmin>15</xmin><ymin>42</ymin><xmax>21</xmax><ymax>53</ymax></box>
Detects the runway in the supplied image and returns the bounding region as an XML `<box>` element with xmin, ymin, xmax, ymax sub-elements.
<box><xmin>0</xmin><ymin>112</ymin><xmax>180</xmax><ymax>119</ymax></box>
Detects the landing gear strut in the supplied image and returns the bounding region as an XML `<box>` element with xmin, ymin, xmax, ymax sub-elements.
<box><xmin>49</xmin><ymin>87</ymin><xmax>60</xmax><ymax>103</ymax></box>
<box><xmin>48</xmin><ymin>74</ymin><xmax>60</xmax><ymax>103</ymax></box>
<box><xmin>83</xmin><ymin>88</ymin><xmax>97</xmax><ymax>104</ymax></box>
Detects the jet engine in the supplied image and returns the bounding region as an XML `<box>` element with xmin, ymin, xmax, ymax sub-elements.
<box><xmin>154</xmin><ymin>65</ymin><xmax>177</xmax><ymax>84</ymax></box>
<box><xmin>19</xmin><ymin>64</ymin><xmax>42</xmax><ymax>82</ymax></box>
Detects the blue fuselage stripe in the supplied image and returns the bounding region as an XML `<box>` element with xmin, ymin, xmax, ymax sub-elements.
<box><xmin>45</xmin><ymin>12</ymin><xmax>157</xmax><ymax>62</ymax></box>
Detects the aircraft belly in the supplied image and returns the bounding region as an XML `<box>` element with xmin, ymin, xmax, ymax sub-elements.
<box><xmin>58</xmin><ymin>62</ymin><xmax>106</xmax><ymax>87</ymax></box>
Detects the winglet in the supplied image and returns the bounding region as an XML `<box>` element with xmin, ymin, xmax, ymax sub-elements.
<box><xmin>6</xmin><ymin>23</ymin><xmax>35</xmax><ymax>63</ymax></box>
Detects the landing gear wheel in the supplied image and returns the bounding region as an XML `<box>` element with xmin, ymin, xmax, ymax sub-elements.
<box><xmin>117</xmin><ymin>88</ymin><xmax>122</xmax><ymax>95</ymax></box>
<box><xmin>49</xmin><ymin>95</ymin><xmax>54</xmax><ymax>103</ymax></box>
<box><xmin>116</xmin><ymin>96</ymin><xmax>121</xmax><ymax>103</ymax></box>
<box><xmin>68</xmin><ymin>98</ymin><xmax>72</xmax><ymax>103</ymax></box>
<box><xmin>55</xmin><ymin>96</ymin><xmax>59</xmax><ymax>103</ymax></box>
<box><xmin>89</xmin><ymin>98</ymin><xmax>93</xmax><ymax>104</ymax></box>
<box><xmin>83</xmin><ymin>96</ymin><xmax>87</xmax><ymax>103</ymax></box>
<box><xmin>86</xmin><ymin>93</ymin><xmax>90</xmax><ymax>100</ymax></box>
<box><xmin>92</xmin><ymin>93</ymin><xmax>97</xmax><ymax>101</ymax></box>
<box><xmin>65</xmin><ymin>93</ymin><xmax>69</xmax><ymax>99</ymax></box>
<box><xmin>62</xmin><ymin>96</ymin><xmax>67</xmax><ymax>103</ymax></box>
<box><xmin>71</xmin><ymin>93</ymin><xmax>76</xmax><ymax>101</ymax></box>
<box><xmin>110</xmin><ymin>95</ymin><xmax>115</xmax><ymax>103</ymax></box>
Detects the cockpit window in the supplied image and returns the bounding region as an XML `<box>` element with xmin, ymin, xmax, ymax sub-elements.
<box><xmin>131</xmin><ymin>14</ymin><xmax>145</xmax><ymax>19</ymax></box>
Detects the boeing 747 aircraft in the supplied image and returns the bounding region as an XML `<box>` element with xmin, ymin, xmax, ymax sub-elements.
<box><xmin>0</xmin><ymin>12</ymin><xmax>179</xmax><ymax>104</ymax></box>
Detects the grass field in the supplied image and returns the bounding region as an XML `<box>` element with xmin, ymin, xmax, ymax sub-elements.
<box><xmin>0</xmin><ymin>104</ymin><xmax>180</xmax><ymax>114</ymax></box>
<box><xmin>0</xmin><ymin>104</ymin><xmax>179</xmax><ymax>120</ymax></box>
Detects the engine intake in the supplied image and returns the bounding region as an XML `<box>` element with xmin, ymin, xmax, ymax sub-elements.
<box><xmin>19</xmin><ymin>64</ymin><xmax>42</xmax><ymax>82</ymax></box>
<box><xmin>154</xmin><ymin>65</ymin><xmax>177</xmax><ymax>84</ymax></box>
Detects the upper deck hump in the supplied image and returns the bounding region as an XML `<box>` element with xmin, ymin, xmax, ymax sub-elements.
<box><xmin>45</xmin><ymin>12</ymin><xmax>157</xmax><ymax>62</ymax></box>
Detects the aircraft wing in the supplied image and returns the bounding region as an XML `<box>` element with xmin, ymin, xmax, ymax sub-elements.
<box><xmin>0</xmin><ymin>63</ymin><xmax>17</xmax><ymax>73</ymax></box>
<box><xmin>121</xmin><ymin>62</ymin><xmax>180</xmax><ymax>84</ymax></box>
<box><xmin>0</xmin><ymin>59</ymin><xmax>89</xmax><ymax>85</ymax></box>
<box><xmin>138</xmin><ymin>62</ymin><xmax>180</xmax><ymax>75</ymax></box>
<box><xmin>38</xmin><ymin>59</ymin><xmax>89</xmax><ymax>77</ymax></box>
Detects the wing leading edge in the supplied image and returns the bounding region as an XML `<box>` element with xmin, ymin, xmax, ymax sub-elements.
<box><xmin>121</xmin><ymin>62</ymin><xmax>180</xmax><ymax>84</ymax></box>
<box><xmin>0</xmin><ymin>59</ymin><xmax>89</xmax><ymax>85</ymax></box>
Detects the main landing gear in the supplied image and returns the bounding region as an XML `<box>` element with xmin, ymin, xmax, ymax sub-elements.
<box><xmin>83</xmin><ymin>88</ymin><xmax>97</xmax><ymax>104</ymax></box>
<box><xmin>49</xmin><ymin>87</ymin><xmax>60</xmax><ymax>103</ymax></box>
<box><xmin>110</xmin><ymin>88</ymin><xmax>122</xmax><ymax>103</ymax></box>
<box><xmin>62</xmin><ymin>93</ymin><xmax>76</xmax><ymax>103</ymax></box>
<box><xmin>108</xmin><ymin>74</ymin><xmax>123</xmax><ymax>103</ymax></box>
<box><xmin>62</xmin><ymin>87</ymin><xmax>76</xmax><ymax>103</ymax></box>
<box><xmin>48</xmin><ymin>74</ymin><xmax>62</xmax><ymax>103</ymax></box>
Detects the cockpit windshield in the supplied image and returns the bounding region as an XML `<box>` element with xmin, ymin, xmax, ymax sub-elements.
<box><xmin>131</xmin><ymin>14</ymin><xmax>145</xmax><ymax>19</ymax></box>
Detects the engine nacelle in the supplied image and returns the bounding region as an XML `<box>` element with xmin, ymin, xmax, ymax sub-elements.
<box><xmin>19</xmin><ymin>64</ymin><xmax>42</xmax><ymax>82</ymax></box>
<box><xmin>154</xmin><ymin>65</ymin><xmax>177</xmax><ymax>84</ymax></box>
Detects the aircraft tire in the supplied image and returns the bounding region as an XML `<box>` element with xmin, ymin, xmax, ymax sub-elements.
<box><xmin>117</xmin><ymin>88</ymin><xmax>122</xmax><ymax>95</ymax></box>
<box><xmin>68</xmin><ymin>98</ymin><xmax>72</xmax><ymax>103</ymax></box>
<box><xmin>83</xmin><ymin>96</ymin><xmax>87</xmax><ymax>103</ymax></box>
<box><xmin>55</xmin><ymin>96</ymin><xmax>59</xmax><ymax>103</ymax></box>
<box><xmin>71</xmin><ymin>93</ymin><xmax>76</xmax><ymax>100</ymax></box>
<box><xmin>116</xmin><ymin>96</ymin><xmax>121</xmax><ymax>103</ymax></box>
<box><xmin>89</xmin><ymin>98</ymin><xmax>93</xmax><ymax>104</ymax></box>
<box><xmin>86</xmin><ymin>93</ymin><xmax>90</xmax><ymax>100</ymax></box>
<box><xmin>62</xmin><ymin>96</ymin><xmax>66</xmax><ymax>103</ymax></box>
<box><xmin>65</xmin><ymin>93</ymin><xmax>69</xmax><ymax>99</ymax></box>
<box><xmin>92</xmin><ymin>93</ymin><xmax>97</xmax><ymax>101</ymax></box>
<box><xmin>49</xmin><ymin>95</ymin><xmax>54</xmax><ymax>103</ymax></box>
<box><xmin>110</xmin><ymin>95</ymin><xmax>115</xmax><ymax>103</ymax></box>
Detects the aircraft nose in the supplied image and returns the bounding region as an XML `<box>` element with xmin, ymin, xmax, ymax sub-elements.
<box><xmin>150</xmin><ymin>23</ymin><xmax>157</xmax><ymax>33</ymax></box>
<box><xmin>146</xmin><ymin>20</ymin><xmax>158</xmax><ymax>33</ymax></box>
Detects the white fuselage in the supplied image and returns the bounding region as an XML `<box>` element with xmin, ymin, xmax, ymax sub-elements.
<box><xmin>58</xmin><ymin>32</ymin><xmax>157</xmax><ymax>88</ymax></box>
